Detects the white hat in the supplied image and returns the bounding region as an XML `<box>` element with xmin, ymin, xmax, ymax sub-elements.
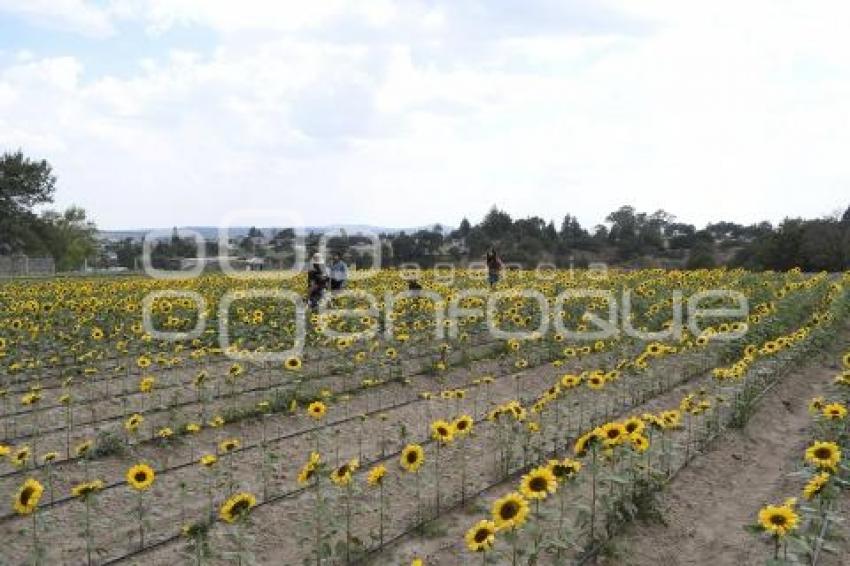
<box><xmin>311</xmin><ymin>253</ymin><xmax>325</xmax><ymax>264</ymax></box>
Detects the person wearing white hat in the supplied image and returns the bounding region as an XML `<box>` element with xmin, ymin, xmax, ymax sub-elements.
<box><xmin>307</xmin><ymin>253</ymin><xmax>329</xmax><ymax>307</ymax></box>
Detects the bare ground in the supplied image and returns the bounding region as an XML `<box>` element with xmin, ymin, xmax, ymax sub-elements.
<box><xmin>600</xmin><ymin>330</ymin><xmax>850</xmax><ymax>566</ymax></box>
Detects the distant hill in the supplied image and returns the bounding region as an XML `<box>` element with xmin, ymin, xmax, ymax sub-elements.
<box><xmin>98</xmin><ymin>224</ymin><xmax>453</xmax><ymax>241</ymax></box>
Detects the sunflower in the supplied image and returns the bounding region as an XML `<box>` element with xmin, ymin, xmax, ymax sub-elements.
<box><xmin>822</xmin><ymin>402</ymin><xmax>847</xmax><ymax>420</ymax></box>
<box><xmin>597</xmin><ymin>422</ymin><xmax>627</xmax><ymax>448</ymax></box>
<box><xmin>284</xmin><ymin>356</ymin><xmax>302</xmax><ymax>371</ymax></box>
<box><xmin>139</xmin><ymin>376</ymin><xmax>155</xmax><ymax>393</ymax></box>
<box><xmin>842</xmin><ymin>352</ymin><xmax>850</xmax><ymax>369</ymax></box>
<box><xmin>125</xmin><ymin>413</ymin><xmax>144</xmax><ymax>433</ymax></box>
<box><xmin>630</xmin><ymin>435</ymin><xmax>650</xmax><ymax>453</ymax></box>
<box><xmin>297</xmin><ymin>451</ymin><xmax>322</xmax><ymax>485</ymax></box>
<box><xmin>802</xmin><ymin>472</ymin><xmax>830</xmax><ymax>500</ymax></box>
<box><xmin>547</xmin><ymin>458</ymin><xmax>582</xmax><ymax>482</ymax></box>
<box><xmin>126</xmin><ymin>463</ymin><xmax>155</xmax><ymax>491</ymax></box>
<box><xmin>757</xmin><ymin>502</ymin><xmax>798</xmax><ymax>537</ymax></box>
<box><xmin>660</xmin><ymin>410</ymin><xmax>682</xmax><ymax>429</ymax></box>
<box><xmin>431</xmin><ymin>420</ymin><xmax>455</xmax><ymax>444</ymax></box>
<box><xmin>367</xmin><ymin>464</ymin><xmax>387</xmax><ymax>486</ymax></box>
<box><xmin>14</xmin><ymin>478</ymin><xmax>44</xmax><ymax>515</ymax></box>
<box><xmin>623</xmin><ymin>416</ymin><xmax>645</xmax><ymax>437</ymax></box>
<box><xmin>465</xmin><ymin>519</ymin><xmax>496</xmax><ymax>552</ymax></box>
<box><xmin>804</xmin><ymin>441</ymin><xmax>841</xmax><ymax>471</ymax></box>
<box><xmin>75</xmin><ymin>440</ymin><xmax>93</xmax><ymax>457</ymax></box>
<box><xmin>41</xmin><ymin>452</ymin><xmax>59</xmax><ymax>464</ymax></box>
<box><xmin>400</xmin><ymin>444</ymin><xmax>425</xmax><ymax>473</ymax></box>
<box><xmin>71</xmin><ymin>479</ymin><xmax>105</xmax><ymax>499</ymax></box>
<box><xmin>218</xmin><ymin>438</ymin><xmax>240</xmax><ymax>454</ymax></box>
<box><xmin>21</xmin><ymin>391</ymin><xmax>41</xmax><ymax>406</ymax></box>
<box><xmin>12</xmin><ymin>445</ymin><xmax>31</xmax><ymax>467</ymax></box>
<box><xmin>199</xmin><ymin>454</ymin><xmax>218</xmax><ymax>467</ymax></box>
<box><xmin>219</xmin><ymin>492</ymin><xmax>257</xmax><ymax>523</ymax></box>
<box><xmin>520</xmin><ymin>466</ymin><xmax>558</xmax><ymax>500</ymax></box>
<box><xmin>587</xmin><ymin>374</ymin><xmax>605</xmax><ymax>390</ymax></box>
<box><xmin>193</xmin><ymin>371</ymin><xmax>208</xmax><ymax>387</ymax></box>
<box><xmin>453</xmin><ymin>415</ymin><xmax>474</xmax><ymax>437</ymax></box>
<box><xmin>491</xmin><ymin>492</ymin><xmax>529</xmax><ymax>530</ymax></box>
<box><xmin>307</xmin><ymin>401</ymin><xmax>327</xmax><ymax>420</ymax></box>
<box><xmin>574</xmin><ymin>431</ymin><xmax>599</xmax><ymax>457</ymax></box>
<box><xmin>330</xmin><ymin>458</ymin><xmax>359</xmax><ymax>487</ymax></box>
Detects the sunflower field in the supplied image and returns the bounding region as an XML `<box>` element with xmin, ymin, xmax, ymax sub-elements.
<box><xmin>1</xmin><ymin>268</ymin><xmax>849</xmax><ymax>565</ymax></box>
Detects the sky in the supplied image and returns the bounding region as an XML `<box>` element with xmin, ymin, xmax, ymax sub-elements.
<box><xmin>1</xmin><ymin>1</ymin><xmax>849</xmax><ymax>231</ymax></box>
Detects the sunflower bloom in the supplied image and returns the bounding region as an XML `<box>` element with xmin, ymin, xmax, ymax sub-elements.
<box><xmin>548</xmin><ymin>458</ymin><xmax>582</xmax><ymax>482</ymax></box>
<box><xmin>14</xmin><ymin>478</ymin><xmax>44</xmax><ymax>515</ymax></box>
<box><xmin>520</xmin><ymin>466</ymin><xmax>558</xmax><ymax>501</ymax></box>
<box><xmin>219</xmin><ymin>492</ymin><xmax>257</xmax><ymax>523</ymax></box>
<box><xmin>330</xmin><ymin>458</ymin><xmax>359</xmax><ymax>487</ymax></box>
<box><xmin>430</xmin><ymin>420</ymin><xmax>455</xmax><ymax>444</ymax></box>
<box><xmin>465</xmin><ymin>519</ymin><xmax>496</xmax><ymax>552</ymax></box>
<box><xmin>821</xmin><ymin>402</ymin><xmax>847</xmax><ymax>420</ymax></box>
<box><xmin>802</xmin><ymin>472</ymin><xmax>830</xmax><ymax>500</ymax></box>
<box><xmin>367</xmin><ymin>464</ymin><xmax>387</xmax><ymax>487</ymax></box>
<box><xmin>199</xmin><ymin>454</ymin><xmax>218</xmax><ymax>467</ymax></box>
<box><xmin>491</xmin><ymin>492</ymin><xmax>529</xmax><ymax>530</ymax></box>
<box><xmin>758</xmin><ymin>502</ymin><xmax>798</xmax><ymax>537</ymax></box>
<box><xmin>453</xmin><ymin>415</ymin><xmax>474</xmax><ymax>437</ymax></box>
<box><xmin>804</xmin><ymin>441</ymin><xmax>841</xmax><ymax>471</ymax></box>
<box><xmin>400</xmin><ymin>444</ymin><xmax>425</xmax><ymax>473</ymax></box>
<box><xmin>126</xmin><ymin>463</ymin><xmax>155</xmax><ymax>491</ymax></box>
<box><xmin>71</xmin><ymin>479</ymin><xmax>105</xmax><ymax>499</ymax></box>
<box><xmin>307</xmin><ymin>401</ymin><xmax>327</xmax><ymax>420</ymax></box>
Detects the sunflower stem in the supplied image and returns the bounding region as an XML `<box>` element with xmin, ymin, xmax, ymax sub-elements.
<box><xmin>378</xmin><ymin>481</ymin><xmax>384</xmax><ymax>547</ymax></box>
<box><xmin>31</xmin><ymin>510</ymin><xmax>40</xmax><ymax>566</ymax></box>
<box><xmin>137</xmin><ymin>490</ymin><xmax>145</xmax><ymax>550</ymax></box>
<box><xmin>590</xmin><ymin>445</ymin><xmax>598</xmax><ymax>542</ymax></box>
<box><xmin>84</xmin><ymin>496</ymin><xmax>92</xmax><ymax>566</ymax></box>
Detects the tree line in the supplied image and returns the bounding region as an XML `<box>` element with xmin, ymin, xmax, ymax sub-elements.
<box><xmin>2</xmin><ymin>150</ymin><xmax>849</xmax><ymax>272</ymax></box>
<box><xmin>0</xmin><ymin>151</ymin><xmax>97</xmax><ymax>271</ymax></box>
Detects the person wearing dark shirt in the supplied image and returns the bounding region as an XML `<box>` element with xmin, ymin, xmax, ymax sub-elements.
<box><xmin>486</xmin><ymin>248</ymin><xmax>503</xmax><ymax>287</ymax></box>
<box><xmin>307</xmin><ymin>253</ymin><xmax>329</xmax><ymax>307</ymax></box>
<box><xmin>330</xmin><ymin>253</ymin><xmax>348</xmax><ymax>291</ymax></box>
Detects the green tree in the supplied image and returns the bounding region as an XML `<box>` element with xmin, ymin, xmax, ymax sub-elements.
<box><xmin>0</xmin><ymin>150</ymin><xmax>57</xmax><ymax>253</ymax></box>
<box><xmin>39</xmin><ymin>206</ymin><xmax>98</xmax><ymax>271</ymax></box>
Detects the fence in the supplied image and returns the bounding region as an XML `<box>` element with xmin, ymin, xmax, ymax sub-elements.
<box><xmin>0</xmin><ymin>255</ymin><xmax>55</xmax><ymax>277</ymax></box>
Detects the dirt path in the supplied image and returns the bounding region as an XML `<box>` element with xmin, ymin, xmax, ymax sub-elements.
<box><xmin>601</xmin><ymin>332</ymin><xmax>850</xmax><ymax>566</ymax></box>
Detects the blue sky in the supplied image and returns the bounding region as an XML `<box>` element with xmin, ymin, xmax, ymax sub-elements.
<box><xmin>1</xmin><ymin>1</ymin><xmax>849</xmax><ymax>230</ymax></box>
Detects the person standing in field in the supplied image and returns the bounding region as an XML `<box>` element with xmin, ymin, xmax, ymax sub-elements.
<box><xmin>486</xmin><ymin>248</ymin><xmax>503</xmax><ymax>287</ymax></box>
<box><xmin>307</xmin><ymin>253</ymin><xmax>329</xmax><ymax>307</ymax></box>
<box><xmin>330</xmin><ymin>253</ymin><xmax>348</xmax><ymax>291</ymax></box>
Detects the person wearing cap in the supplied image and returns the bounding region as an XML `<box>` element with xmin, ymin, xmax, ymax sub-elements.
<box><xmin>307</xmin><ymin>253</ymin><xmax>329</xmax><ymax>307</ymax></box>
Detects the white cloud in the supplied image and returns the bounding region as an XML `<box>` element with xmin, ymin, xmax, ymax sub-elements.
<box><xmin>1</xmin><ymin>1</ymin><xmax>849</xmax><ymax>229</ymax></box>
<box><xmin>0</xmin><ymin>0</ymin><xmax>115</xmax><ymax>37</ymax></box>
